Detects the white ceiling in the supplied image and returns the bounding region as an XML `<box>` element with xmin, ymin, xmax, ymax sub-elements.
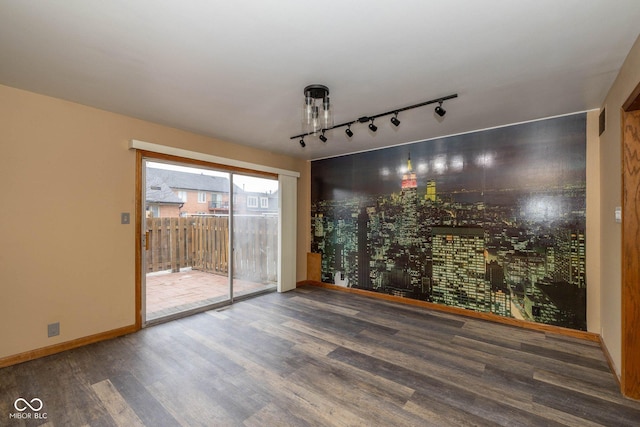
<box><xmin>1</xmin><ymin>1</ymin><xmax>639</xmax><ymax>161</ymax></box>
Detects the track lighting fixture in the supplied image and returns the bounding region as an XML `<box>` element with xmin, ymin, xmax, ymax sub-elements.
<box><xmin>319</xmin><ymin>130</ymin><xmax>327</xmax><ymax>143</ymax></box>
<box><xmin>291</xmin><ymin>91</ymin><xmax>457</xmax><ymax>147</ymax></box>
<box><xmin>390</xmin><ymin>112</ymin><xmax>401</xmax><ymax>127</ymax></box>
<box><xmin>345</xmin><ymin>125</ymin><xmax>353</xmax><ymax>138</ymax></box>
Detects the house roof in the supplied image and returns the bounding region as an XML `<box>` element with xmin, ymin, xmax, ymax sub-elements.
<box><xmin>145</xmin><ymin>174</ymin><xmax>183</xmax><ymax>205</ymax></box>
<box><xmin>244</xmin><ymin>190</ymin><xmax>279</xmax><ymax>198</ymax></box>
<box><xmin>146</xmin><ymin>167</ymin><xmax>241</xmax><ymax>193</ymax></box>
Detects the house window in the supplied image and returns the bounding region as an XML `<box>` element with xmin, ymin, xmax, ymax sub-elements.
<box><xmin>260</xmin><ymin>197</ymin><xmax>269</xmax><ymax>208</ymax></box>
<box><xmin>247</xmin><ymin>196</ymin><xmax>258</xmax><ymax>208</ymax></box>
<box><xmin>146</xmin><ymin>205</ymin><xmax>160</xmax><ymax>218</ymax></box>
<box><xmin>178</xmin><ymin>191</ymin><xmax>187</xmax><ymax>202</ymax></box>
<box><xmin>198</xmin><ymin>191</ymin><xmax>207</xmax><ymax>203</ymax></box>
<box><xmin>212</xmin><ymin>193</ymin><xmax>223</xmax><ymax>208</ymax></box>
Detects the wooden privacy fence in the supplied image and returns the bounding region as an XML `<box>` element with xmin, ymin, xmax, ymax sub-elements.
<box><xmin>233</xmin><ymin>216</ymin><xmax>279</xmax><ymax>283</ymax></box>
<box><xmin>145</xmin><ymin>216</ymin><xmax>277</xmax><ymax>282</ymax></box>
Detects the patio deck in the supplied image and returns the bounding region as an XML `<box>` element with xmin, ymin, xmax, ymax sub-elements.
<box><xmin>145</xmin><ymin>268</ymin><xmax>274</xmax><ymax>321</ymax></box>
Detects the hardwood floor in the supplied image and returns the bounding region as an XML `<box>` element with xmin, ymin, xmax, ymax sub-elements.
<box><xmin>1</xmin><ymin>285</ymin><xmax>639</xmax><ymax>426</ymax></box>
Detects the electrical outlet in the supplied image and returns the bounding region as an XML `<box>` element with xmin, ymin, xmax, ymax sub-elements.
<box><xmin>48</xmin><ymin>322</ymin><xmax>60</xmax><ymax>337</ymax></box>
<box><xmin>121</xmin><ymin>212</ymin><xmax>130</xmax><ymax>224</ymax></box>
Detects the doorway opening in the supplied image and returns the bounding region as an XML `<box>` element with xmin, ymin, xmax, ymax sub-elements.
<box><xmin>141</xmin><ymin>156</ymin><xmax>279</xmax><ymax>325</ymax></box>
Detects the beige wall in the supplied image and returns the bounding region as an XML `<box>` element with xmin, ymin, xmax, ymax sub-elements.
<box><xmin>599</xmin><ymin>35</ymin><xmax>640</xmax><ymax>376</ymax></box>
<box><xmin>586</xmin><ymin>109</ymin><xmax>601</xmax><ymax>335</ymax></box>
<box><xmin>0</xmin><ymin>84</ymin><xmax>309</xmax><ymax>360</ymax></box>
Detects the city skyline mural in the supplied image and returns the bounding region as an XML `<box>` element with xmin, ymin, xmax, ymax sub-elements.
<box><xmin>311</xmin><ymin>113</ymin><xmax>587</xmax><ymax>330</ymax></box>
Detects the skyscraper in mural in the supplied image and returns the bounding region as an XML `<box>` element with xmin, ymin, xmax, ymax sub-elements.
<box><xmin>549</xmin><ymin>229</ymin><xmax>586</xmax><ymax>287</ymax></box>
<box><xmin>425</xmin><ymin>180</ymin><xmax>436</xmax><ymax>202</ymax></box>
<box><xmin>399</xmin><ymin>154</ymin><xmax>419</xmax><ymax>244</ymax></box>
<box><xmin>398</xmin><ymin>154</ymin><xmax>422</xmax><ymax>289</ymax></box>
<box><xmin>431</xmin><ymin>227</ymin><xmax>491</xmax><ymax>311</ymax></box>
<box><xmin>401</xmin><ymin>154</ymin><xmax>417</xmax><ymax>193</ymax></box>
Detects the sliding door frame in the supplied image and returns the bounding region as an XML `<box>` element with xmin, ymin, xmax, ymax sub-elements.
<box><xmin>134</xmin><ymin>149</ymin><xmax>284</xmax><ymax>328</ymax></box>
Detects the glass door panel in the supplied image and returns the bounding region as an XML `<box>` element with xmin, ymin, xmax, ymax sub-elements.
<box><xmin>231</xmin><ymin>174</ymin><xmax>279</xmax><ymax>298</ymax></box>
<box><xmin>143</xmin><ymin>159</ymin><xmax>231</xmax><ymax>324</ymax></box>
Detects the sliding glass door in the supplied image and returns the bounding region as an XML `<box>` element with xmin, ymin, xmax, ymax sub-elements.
<box><xmin>231</xmin><ymin>174</ymin><xmax>279</xmax><ymax>299</ymax></box>
<box><xmin>143</xmin><ymin>159</ymin><xmax>232</xmax><ymax>324</ymax></box>
<box><xmin>142</xmin><ymin>159</ymin><xmax>279</xmax><ymax>324</ymax></box>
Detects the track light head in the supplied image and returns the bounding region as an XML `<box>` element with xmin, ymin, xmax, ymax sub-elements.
<box><xmin>319</xmin><ymin>131</ymin><xmax>327</xmax><ymax>143</ymax></box>
<box><xmin>299</xmin><ymin>139</ymin><xmax>306</xmax><ymax>148</ymax></box>
<box><xmin>435</xmin><ymin>101</ymin><xmax>446</xmax><ymax>117</ymax></box>
<box><xmin>390</xmin><ymin>113</ymin><xmax>401</xmax><ymax>127</ymax></box>
<box><xmin>368</xmin><ymin>119</ymin><xmax>377</xmax><ymax>132</ymax></box>
<box><xmin>345</xmin><ymin>125</ymin><xmax>353</xmax><ymax>138</ymax></box>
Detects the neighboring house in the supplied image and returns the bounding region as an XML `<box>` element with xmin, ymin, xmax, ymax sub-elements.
<box><xmin>145</xmin><ymin>174</ymin><xmax>183</xmax><ymax>218</ymax></box>
<box><xmin>147</xmin><ymin>167</ymin><xmax>232</xmax><ymax>216</ymax></box>
<box><xmin>146</xmin><ymin>167</ymin><xmax>278</xmax><ymax>217</ymax></box>
<box><xmin>242</xmin><ymin>190</ymin><xmax>278</xmax><ymax>215</ymax></box>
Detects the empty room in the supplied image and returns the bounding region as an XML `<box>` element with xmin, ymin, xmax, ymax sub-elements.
<box><xmin>1</xmin><ymin>1</ymin><xmax>640</xmax><ymax>425</ymax></box>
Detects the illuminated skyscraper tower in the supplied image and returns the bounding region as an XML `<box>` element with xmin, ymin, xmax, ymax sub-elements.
<box><xmin>400</xmin><ymin>154</ymin><xmax>419</xmax><ymax>234</ymax></box>
<box><xmin>431</xmin><ymin>226</ymin><xmax>490</xmax><ymax>311</ymax></box>
<box><xmin>425</xmin><ymin>180</ymin><xmax>437</xmax><ymax>202</ymax></box>
<box><xmin>397</xmin><ymin>153</ymin><xmax>420</xmax><ymax>288</ymax></box>
<box><xmin>554</xmin><ymin>229</ymin><xmax>586</xmax><ymax>288</ymax></box>
<box><xmin>401</xmin><ymin>154</ymin><xmax>417</xmax><ymax>194</ymax></box>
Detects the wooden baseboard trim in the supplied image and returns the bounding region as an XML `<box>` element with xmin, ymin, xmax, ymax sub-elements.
<box><xmin>599</xmin><ymin>336</ymin><xmax>621</xmax><ymax>388</ymax></box>
<box><xmin>0</xmin><ymin>324</ymin><xmax>138</xmax><ymax>369</ymax></box>
<box><xmin>299</xmin><ymin>280</ymin><xmax>599</xmax><ymax>342</ymax></box>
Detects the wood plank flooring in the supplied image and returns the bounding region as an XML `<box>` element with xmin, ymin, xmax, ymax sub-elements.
<box><xmin>1</xmin><ymin>285</ymin><xmax>639</xmax><ymax>426</ymax></box>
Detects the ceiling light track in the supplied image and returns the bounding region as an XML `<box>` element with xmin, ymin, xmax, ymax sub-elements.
<box><xmin>292</xmin><ymin>91</ymin><xmax>458</xmax><ymax>146</ymax></box>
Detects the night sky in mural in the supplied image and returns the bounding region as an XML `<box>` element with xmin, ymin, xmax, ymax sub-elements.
<box><xmin>311</xmin><ymin>113</ymin><xmax>587</xmax><ymax>330</ymax></box>
<box><xmin>313</xmin><ymin>115</ymin><xmax>585</xmax><ymax>200</ymax></box>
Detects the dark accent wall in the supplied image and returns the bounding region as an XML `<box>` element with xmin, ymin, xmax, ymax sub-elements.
<box><xmin>311</xmin><ymin>113</ymin><xmax>587</xmax><ymax>330</ymax></box>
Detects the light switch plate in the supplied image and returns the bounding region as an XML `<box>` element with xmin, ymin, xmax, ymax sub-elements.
<box><xmin>615</xmin><ymin>207</ymin><xmax>622</xmax><ymax>223</ymax></box>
